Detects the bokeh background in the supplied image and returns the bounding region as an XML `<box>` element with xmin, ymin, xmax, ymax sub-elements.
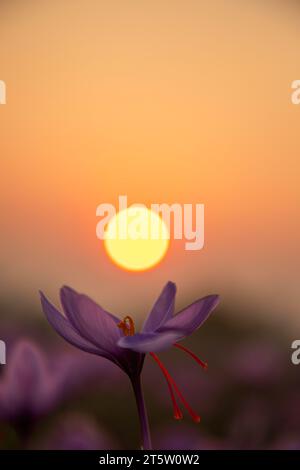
<box><xmin>0</xmin><ymin>0</ymin><xmax>300</xmax><ymax>449</ymax></box>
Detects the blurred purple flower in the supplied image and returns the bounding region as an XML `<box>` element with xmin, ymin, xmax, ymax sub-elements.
<box><xmin>40</xmin><ymin>282</ymin><xmax>219</xmax><ymax>448</ymax></box>
<box><xmin>156</xmin><ymin>425</ymin><xmax>227</xmax><ymax>450</ymax></box>
<box><xmin>0</xmin><ymin>340</ymin><xmax>119</xmax><ymax>425</ymax></box>
<box><xmin>39</xmin><ymin>414</ymin><xmax>117</xmax><ymax>450</ymax></box>
<box><xmin>0</xmin><ymin>340</ymin><xmax>63</xmax><ymax>423</ymax></box>
<box><xmin>227</xmin><ymin>341</ymin><xmax>284</xmax><ymax>387</ymax></box>
<box><xmin>227</xmin><ymin>397</ymin><xmax>271</xmax><ymax>449</ymax></box>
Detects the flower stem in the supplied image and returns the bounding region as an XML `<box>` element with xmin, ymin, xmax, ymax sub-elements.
<box><xmin>131</xmin><ymin>375</ymin><xmax>152</xmax><ymax>450</ymax></box>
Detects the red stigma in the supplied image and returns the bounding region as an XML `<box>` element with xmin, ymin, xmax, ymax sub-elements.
<box><xmin>174</xmin><ymin>343</ymin><xmax>208</xmax><ymax>370</ymax></box>
<box><xmin>150</xmin><ymin>353</ymin><xmax>183</xmax><ymax>421</ymax></box>
<box><xmin>150</xmin><ymin>352</ymin><xmax>201</xmax><ymax>423</ymax></box>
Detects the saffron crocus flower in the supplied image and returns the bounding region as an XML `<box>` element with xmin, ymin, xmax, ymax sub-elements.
<box><xmin>40</xmin><ymin>282</ymin><xmax>219</xmax><ymax>449</ymax></box>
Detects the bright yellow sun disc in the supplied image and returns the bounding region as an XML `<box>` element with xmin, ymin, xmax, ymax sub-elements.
<box><xmin>104</xmin><ymin>207</ymin><xmax>170</xmax><ymax>271</ymax></box>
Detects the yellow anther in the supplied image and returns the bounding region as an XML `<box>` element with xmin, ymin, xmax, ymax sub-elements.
<box><xmin>117</xmin><ymin>316</ymin><xmax>135</xmax><ymax>336</ymax></box>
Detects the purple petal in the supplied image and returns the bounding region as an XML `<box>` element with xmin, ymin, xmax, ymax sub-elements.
<box><xmin>60</xmin><ymin>287</ymin><xmax>122</xmax><ymax>355</ymax></box>
<box><xmin>118</xmin><ymin>331</ymin><xmax>182</xmax><ymax>353</ymax></box>
<box><xmin>142</xmin><ymin>282</ymin><xmax>176</xmax><ymax>333</ymax></box>
<box><xmin>158</xmin><ymin>295</ymin><xmax>219</xmax><ymax>337</ymax></box>
<box><xmin>41</xmin><ymin>291</ymin><xmax>144</xmax><ymax>378</ymax></box>
<box><xmin>40</xmin><ymin>292</ymin><xmax>108</xmax><ymax>357</ymax></box>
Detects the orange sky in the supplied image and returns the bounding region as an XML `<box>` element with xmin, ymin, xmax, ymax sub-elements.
<box><xmin>0</xmin><ymin>0</ymin><xmax>299</xmax><ymax>327</ymax></box>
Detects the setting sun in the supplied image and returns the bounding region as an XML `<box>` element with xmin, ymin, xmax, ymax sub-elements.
<box><xmin>104</xmin><ymin>207</ymin><xmax>170</xmax><ymax>271</ymax></box>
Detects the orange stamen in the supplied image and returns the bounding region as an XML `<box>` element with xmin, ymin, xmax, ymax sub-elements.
<box><xmin>117</xmin><ymin>316</ymin><xmax>135</xmax><ymax>336</ymax></box>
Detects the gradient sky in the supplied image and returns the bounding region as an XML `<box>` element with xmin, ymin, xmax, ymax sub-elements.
<box><xmin>0</xmin><ymin>0</ymin><xmax>299</xmax><ymax>327</ymax></box>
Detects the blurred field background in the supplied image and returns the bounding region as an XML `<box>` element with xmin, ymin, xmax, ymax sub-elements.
<box><xmin>0</xmin><ymin>0</ymin><xmax>300</xmax><ymax>449</ymax></box>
